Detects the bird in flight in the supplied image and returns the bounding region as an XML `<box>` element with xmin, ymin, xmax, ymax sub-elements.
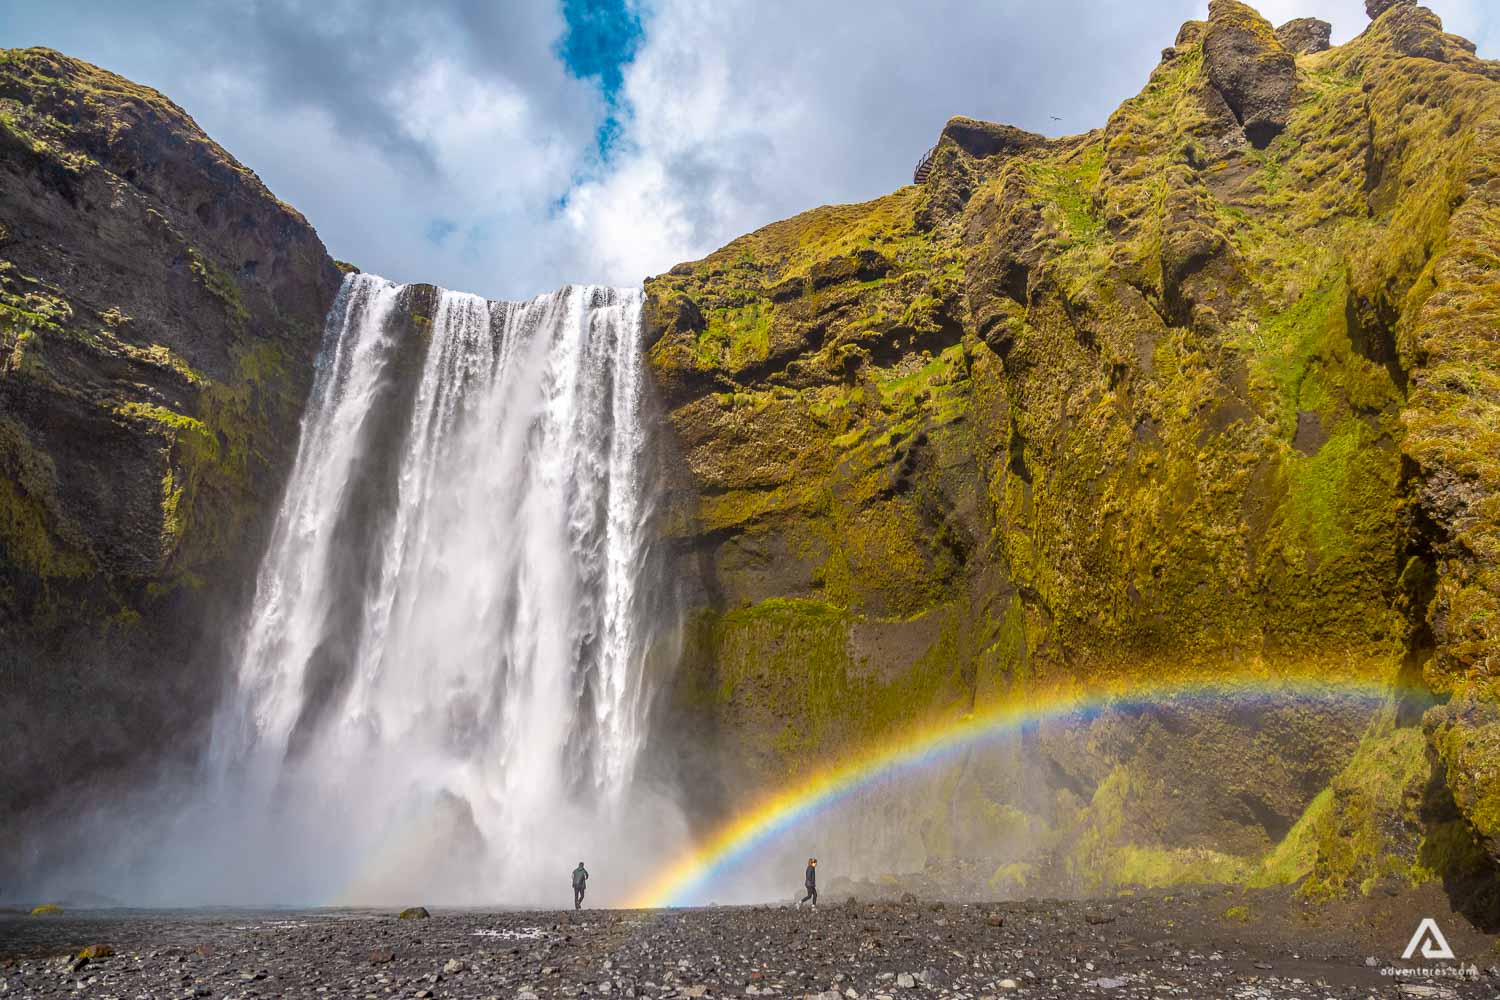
<box><xmin>1050</xmin><ymin>115</ymin><xmax>1062</xmax><ymax>121</ymax></box>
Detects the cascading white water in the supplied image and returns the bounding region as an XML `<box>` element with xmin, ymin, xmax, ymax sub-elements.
<box><xmin>190</xmin><ymin>272</ymin><xmax>679</xmax><ymax>904</ymax></box>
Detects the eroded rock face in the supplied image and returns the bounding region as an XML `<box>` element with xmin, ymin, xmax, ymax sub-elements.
<box><xmin>644</xmin><ymin>2</ymin><xmax>1500</xmax><ymax>899</ymax></box>
<box><xmin>1202</xmin><ymin>0</ymin><xmax>1296</xmax><ymax>148</ymax></box>
<box><xmin>0</xmin><ymin>48</ymin><xmax>343</xmax><ymax>832</ymax></box>
<box><xmin>938</xmin><ymin>117</ymin><xmax>1044</xmax><ymax>160</ymax></box>
<box><xmin>1366</xmin><ymin>0</ymin><xmax>1412</xmax><ymax>19</ymax></box>
<box><xmin>1274</xmin><ymin>17</ymin><xmax>1332</xmax><ymax>54</ymax></box>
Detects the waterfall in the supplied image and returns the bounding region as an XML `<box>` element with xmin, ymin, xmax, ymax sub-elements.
<box><xmin>192</xmin><ymin>272</ymin><xmax>678</xmax><ymax>904</ymax></box>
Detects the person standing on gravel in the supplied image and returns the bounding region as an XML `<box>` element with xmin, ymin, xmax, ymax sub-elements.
<box><xmin>572</xmin><ymin>861</ymin><xmax>589</xmax><ymax>910</ymax></box>
<box><xmin>796</xmin><ymin>857</ymin><xmax>817</xmax><ymax>909</ymax></box>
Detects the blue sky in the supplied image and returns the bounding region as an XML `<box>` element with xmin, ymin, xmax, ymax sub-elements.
<box><xmin>3</xmin><ymin>0</ymin><xmax>1495</xmax><ymax>299</ymax></box>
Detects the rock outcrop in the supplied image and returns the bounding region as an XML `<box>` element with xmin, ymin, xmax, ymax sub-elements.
<box><xmin>645</xmin><ymin>3</ymin><xmax>1500</xmax><ymax>904</ymax></box>
<box><xmin>1274</xmin><ymin>17</ymin><xmax>1332</xmax><ymax>55</ymax></box>
<box><xmin>1202</xmin><ymin>0</ymin><xmax>1297</xmax><ymax>148</ymax></box>
<box><xmin>0</xmin><ymin>48</ymin><xmax>343</xmax><ymax>836</ymax></box>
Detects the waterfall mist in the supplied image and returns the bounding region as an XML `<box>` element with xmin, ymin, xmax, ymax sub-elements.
<box><xmin>15</xmin><ymin>273</ymin><xmax>687</xmax><ymax>907</ymax></box>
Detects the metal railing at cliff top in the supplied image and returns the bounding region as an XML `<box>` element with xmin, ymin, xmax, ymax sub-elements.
<box><xmin>913</xmin><ymin>145</ymin><xmax>937</xmax><ymax>184</ymax></box>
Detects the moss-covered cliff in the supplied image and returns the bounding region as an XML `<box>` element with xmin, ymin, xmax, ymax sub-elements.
<box><xmin>0</xmin><ymin>48</ymin><xmax>343</xmax><ymax>834</ymax></box>
<box><xmin>645</xmin><ymin>0</ymin><xmax>1500</xmax><ymax>905</ymax></box>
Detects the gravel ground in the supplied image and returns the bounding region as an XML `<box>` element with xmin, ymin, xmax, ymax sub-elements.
<box><xmin>2</xmin><ymin>886</ymin><xmax>1497</xmax><ymax>999</ymax></box>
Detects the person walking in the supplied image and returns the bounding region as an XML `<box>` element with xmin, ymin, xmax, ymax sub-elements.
<box><xmin>572</xmin><ymin>861</ymin><xmax>589</xmax><ymax>910</ymax></box>
<box><xmin>796</xmin><ymin>857</ymin><xmax>817</xmax><ymax>909</ymax></box>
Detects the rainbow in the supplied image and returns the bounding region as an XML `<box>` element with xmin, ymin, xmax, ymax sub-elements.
<box><xmin>626</xmin><ymin>672</ymin><xmax>1398</xmax><ymax>908</ymax></box>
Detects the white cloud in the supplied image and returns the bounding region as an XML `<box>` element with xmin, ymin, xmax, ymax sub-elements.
<box><xmin>5</xmin><ymin>0</ymin><xmax>1496</xmax><ymax>298</ymax></box>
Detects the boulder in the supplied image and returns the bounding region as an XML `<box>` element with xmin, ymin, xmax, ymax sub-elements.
<box><xmin>1274</xmin><ymin>17</ymin><xmax>1332</xmax><ymax>54</ymax></box>
<box><xmin>398</xmin><ymin>906</ymin><xmax>431</xmax><ymax>920</ymax></box>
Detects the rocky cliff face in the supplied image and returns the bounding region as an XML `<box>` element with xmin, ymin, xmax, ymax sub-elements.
<box><xmin>2</xmin><ymin>2</ymin><xmax>1496</xmax><ymax>915</ymax></box>
<box><xmin>644</xmin><ymin>0</ymin><xmax>1499</xmax><ymax>908</ymax></box>
<box><xmin>0</xmin><ymin>48</ymin><xmax>343</xmax><ymax>837</ymax></box>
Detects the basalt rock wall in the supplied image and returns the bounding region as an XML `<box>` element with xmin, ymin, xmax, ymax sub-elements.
<box><xmin>0</xmin><ymin>48</ymin><xmax>344</xmax><ymax>843</ymax></box>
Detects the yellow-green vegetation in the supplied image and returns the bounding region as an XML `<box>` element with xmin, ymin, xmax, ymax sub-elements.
<box><xmin>1222</xmin><ymin>903</ymin><xmax>1251</xmax><ymax>922</ymax></box>
<box><xmin>29</xmin><ymin>903</ymin><xmax>61</xmax><ymax>915</ymax></box>
<box><xmin>75</xmin><ymin>945</ymin><xmax>113</xmax><ymax>959</ymax></box>
<box><xmin>1250</xmin><ymin>787</ymin><xmax>1331</xmax><ymax>887</ymax></box>
<box><xmin>1297</xmin><ymin>706</ymin><xmax>1494</xmax><ymax>901</ymax></box>
<box><xmin>686</xmin><ymin>597</ymin><xmax>974</xmax><ymax>771</ymax></box>
<box><xmin>648</xmin><ymin>1</ymin><xmax>1500</xmax><ymax>900</ymax></box>
<box><xmin>988</xmin><ymin>861</ymin><xmax>1037</xmax><ymax>891</ymax></box>
<box><xmin>0</xmin><ymin>418</ymin><xmax>90</xmax><ymax>580</ymax></box>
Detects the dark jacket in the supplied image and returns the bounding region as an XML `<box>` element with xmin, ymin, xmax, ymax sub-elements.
<box><xmin>805</xmin><ymin>864</ymin><xmax>816</xmax><ymax>888</ymax></box>
<box><xmin>573</xmin><ymin>865</ymin><xmax>589</xmax><ymax>889</ymax></box>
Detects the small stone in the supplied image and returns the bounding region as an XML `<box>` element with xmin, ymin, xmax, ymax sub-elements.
<box><xmin>368</xmin><ymin>951</ymin><xmax>395</xmax><ymax>965</ymax></box>
<box><xmin>998</xmin><ymin>981</ymin><xmax>1019</xmax><ymax>991</ymax></box>
<box><xmin>895</xmin><ymin>974</ymin><xmax>916</xmax><ymax>990</ymax></box>
<box><xmin>1088</xmin><ymin>978</ymin><xmax>1127</xmax><ymax>990</ymax></box>
<box><xmin>443</xmin><ymin>958</ymin><xmax>466</xmax><ymax>975</ymax></box>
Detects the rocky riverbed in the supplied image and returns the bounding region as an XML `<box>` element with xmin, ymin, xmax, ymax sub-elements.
<box><xmin>2</xmin><ymin>884</ymin><xmax>1497</xmax><ymax>999</ymax></box>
